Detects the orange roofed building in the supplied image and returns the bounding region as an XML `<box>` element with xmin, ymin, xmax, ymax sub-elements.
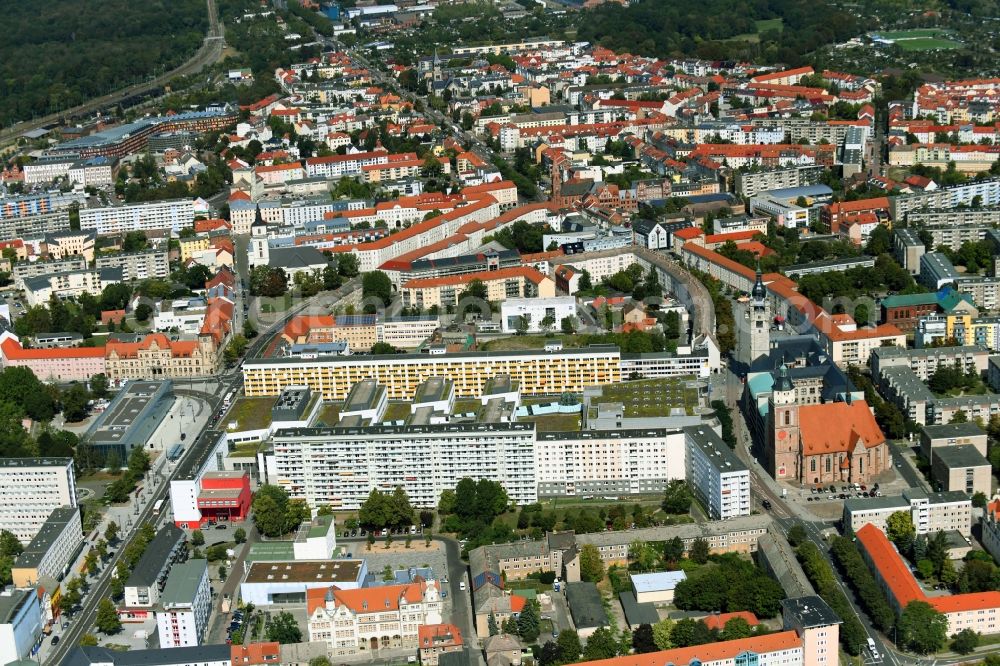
<box><xmin>767</xmin><ymin>363</ymin><xmax>891</xmax><ymax>485</ymax></box>
<box><xmin>857</xmin><ymin>523</ymin><xmax>1000</xmax><ymax>635</ymax></box>
<box><xmin>307</xmin><ymin>580</ymin><xmax>444</xmax><ymax>657</ymax></box>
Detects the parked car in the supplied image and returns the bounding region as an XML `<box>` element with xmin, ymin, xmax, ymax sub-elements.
<box><xmin>51</xmin><ymin>636</ymin><xmax>60</xmax><ymax>646</ymax></box>
<box><xmin>761</xmin><ymin>499</ymin><xmax>771</xmax><ymax>510</ymax></box>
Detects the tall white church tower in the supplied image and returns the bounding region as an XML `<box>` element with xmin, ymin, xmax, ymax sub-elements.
<box><xmin>736</xmin><ymin>262</ymin><xmax>771</xmax><ymax>367</ymax></box>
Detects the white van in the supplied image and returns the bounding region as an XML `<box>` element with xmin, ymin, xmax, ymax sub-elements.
<box><xmin>867</xmin><ymin>638</ymin><xmax>879</xmax><ymax>659</ymax></box>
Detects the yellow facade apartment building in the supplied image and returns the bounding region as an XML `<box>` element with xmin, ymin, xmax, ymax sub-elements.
<box><xmin>242</xmin><ymin>346</ymin><xmax>622</xmax><ymax>400</ymax></box>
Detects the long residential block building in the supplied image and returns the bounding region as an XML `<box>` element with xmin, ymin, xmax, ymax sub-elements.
<box><xmin>79</xmin><ymin>199</ymin><xmax>195</xmax><ymax>235</ymax></box>
<box><xmin>858</xmin><ymin>523</ymin><xmax>1000</xmax><ymax>635</ymax></box>
<box><xmin>243</xmin><ymin>346</ymin><xmax>623</xmax><ymax>401</ymax></box>
<box><xmin>95</xmin><ymin>248</ymin><xmax>170</xmax><ymax>281</ymax></box>
<box><xmin>267</xmin><ymin>423</ymin><xmax>538</xmax><ymax>509</ymax></box>
<box><xmin>843</xmin><ymin>488</ymin><xmax>972</xmax><ymax>537</ymax></box>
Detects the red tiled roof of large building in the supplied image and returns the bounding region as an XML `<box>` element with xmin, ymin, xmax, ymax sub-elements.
<box><xmin>704</xmin><ymin>230</ymin><xmax>763</xmax><ymax>245</ymax></box>
<box><xmin>0</xmin><ymin>337</ymin><xmax>106</xmax><ymax>360</ymax></box>
<box><xmin>702</xmin><ymin>611</ymin><xmax>759</xmax><ymax>632</ymax></box>
<box><xmin>106</xmin><ymin>333</ymin><xmax>199</xmax><ymax>359</ymax></box>
<box><xmin>798</xmin><ymin>400</ymin><xmax>885</xmax><ymax>456</ymax></box>
<box><xmin>231</xmin><ymin>642</ymin><xmax>280</xmax><ymax>665</ymax></box>
<box><xmin>857</xmin><ymin>524</ymin><xmax>1000</xmax><ymax>614</ymax></box>
<box><xmin>402</xmin><ymin>266</ymin><xmax>548</xmax><ymax>290</ymax></box>
<box><xmin>306</xmin><ymin>582</ymin><xmax>426</xmax><ymax>616</ymax></box>
<box><xmin>577</xmin><ymin>631</ymin><xmax>802</xmax><ymax>666</ymax></box>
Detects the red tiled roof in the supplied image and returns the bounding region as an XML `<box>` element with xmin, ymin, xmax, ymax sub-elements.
<box><xmin>702</xmin><ymin>611</ymin><xmax>759</xmax><ymax>631</ymax></box>
<box><xmin>0</xmin><ymin>337</ymin><xmax>106</xmax><ymax>360</ymax></box>
<box><xmin>798</xmin><ymin>400</ymin><xmax>885</xmax><ymax>456</ymax></box>
<box><xmin>306</xmin><ymin>582</ymin><xmax>425</xmax><ymax>616</ymax></box>
<box><xmin>856</xmin><ymin>524</ymin><xmax>1000</xmax><ymax>614</ymax></box>
<box><xmin>578</xmin><ymin>631</ymin><xmax>802</xmax><ymax>666</ymax></box>
<box><xmin>402</xmin><ymin>266</ymin><xmax>548</xmax><ymax>290</ymax></box>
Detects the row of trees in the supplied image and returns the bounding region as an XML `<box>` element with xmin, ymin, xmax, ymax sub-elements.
<box><xmin>828</xmin><ymin>536</ymin><xmax>895</xmax><ymax>632</ymax></box>
<box><xmin>795</xmin><ymin>540</ymin><xmax>868</xmax><ymax>655</ymax></box>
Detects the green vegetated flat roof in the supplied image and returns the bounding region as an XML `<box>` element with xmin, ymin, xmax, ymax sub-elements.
<box><xmin>309</xmin><ymin>515</ymin><xmax>335</xmax><ymax>538</ymax></box>
<box><xmin>226</xmin><ymin>397</ymin><xmax>277</xmax><ymax>431</ymax></box>
<box><xmin>598</xmin><ymin>377</ymin><xmax>698</xmax><ymax>417</ymax></box>
<box><xmin>246</xmin><ymin>541</ymin><xmax>295</xmax><ymax>561</ymax></box>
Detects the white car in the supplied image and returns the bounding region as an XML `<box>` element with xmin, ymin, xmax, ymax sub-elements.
<box><xmin>459</xmin><ymin>581</ymin><xmax>466</xmax><ymax>591</ymax></box>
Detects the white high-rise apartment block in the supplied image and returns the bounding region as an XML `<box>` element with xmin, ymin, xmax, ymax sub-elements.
<box><xmin>685</xmin><ymin>426</ymin><xmax>751</xmax><ymax>519</ymax></box>
<box><xmin>156</xmin><ymin>559</ymin><xmax>211</xmax><ymax>648</ymax></box>
<box><xmin>269</xmin><ymin>423</ymin><xmax>537</xmax><ymax>509</ymax></box>
<box><xmin>79</xmin><ymin>199</ymin><xmax>194</xmax><ymax>235</ymax></box>
<box><xmin>0</xmin><ymin>458</ymin><xmax>77</xmax><ymax>543</ymax></box>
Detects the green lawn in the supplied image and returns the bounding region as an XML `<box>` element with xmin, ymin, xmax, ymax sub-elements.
<box><xmin>224</xmin><ymin>398</ymin><xmax>275</xmax><ymax>431</ymax></box>
<box><xmin>755</xmin><ymin>18</ymin><xmax>783</xmax><ymax>33</ymax></box>
<box><xmin>873</xmin><ymin>29</ymin><xmax>962</xmax><ymax>50</ymax></box>
<box><xmin>895</xmin><ymin>37</ymin><xmax>962</xmax><ymax>51</ymax></box>
<box><xmin>877</xmin><ymin>28</ymin><xmax>949</xmax><ymax>39</ymax></box>
<box><xmin>596</xmin><ymin>378</ymin><xmax>699</xmax><ymax>417</ymax></box>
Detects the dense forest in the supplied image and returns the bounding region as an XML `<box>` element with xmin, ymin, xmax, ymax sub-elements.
<box><xmin>0</xmin><ymin>0</ymin><xmax>208</xmax><ymax>125</ymax></box>
<box><xmin>576</xmin><ymin>0</ymin><xmax>859</xmax><ymax>65</ymax></box>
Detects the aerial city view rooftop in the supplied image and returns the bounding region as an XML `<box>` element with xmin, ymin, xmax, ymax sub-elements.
<box><xmin>0</xmin><ymin>0</ymin><xmax>999</xmax><ymax>664</ymax></box>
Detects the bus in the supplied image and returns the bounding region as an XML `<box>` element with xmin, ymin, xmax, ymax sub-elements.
<box><xmin>223</xmin><ymin>389</ymin><xmax>236</xmax><ymax>407</ymax></box>
<box><xmin>152</xmin><ymin>500</ymin><xmax>164</xmax><ymax>516</ymax></box>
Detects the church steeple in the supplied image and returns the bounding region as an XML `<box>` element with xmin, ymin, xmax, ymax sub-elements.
<box><xmin>774</xmin><ymin>361</ymin><xmax>794</xmax><ymax>392</ymax></box>
<box><xmin>751</xmin><ymin>258</ymin><xmax>766</xmax><ymax>304</ymax></box>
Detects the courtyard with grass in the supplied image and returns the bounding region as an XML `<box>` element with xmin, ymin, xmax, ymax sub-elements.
<box><xmin>595</xmin><ymin>378</ymin><xmax>699</xmax><ymax>417</ymax></box>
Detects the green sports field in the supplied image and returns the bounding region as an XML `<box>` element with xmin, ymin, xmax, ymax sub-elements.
<box><xmin>872</xmin><ymin>29</ymin><xmax>962</xmax><ymax>51</ymax></box>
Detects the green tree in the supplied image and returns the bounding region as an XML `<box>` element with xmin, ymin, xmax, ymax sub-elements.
<box><xmin>661</xmin><ymin>480</ymin><xmax>692</xmax><ymax>514</ymax></box>
<box><xmin>579</xmin><ymin>543</ymin><xmax>605</xmax><ymax>583</ymax></box>
<box><xmin>362</xmin><ymin>270</ymin><xmax>393</xmax><ymax>307</ymax></box>
<box><xmin>632</xmin><ymin>623</ymin><xmax>658</xmax><ymax>653</ymax></box>
<box><xmin>234</xmin><ymin>527</ymin><xmax>247</xmax><ymax>544</ymax></box>
<box><xmin>95</xmin><ymin>598</ymin><xmax>122</xmax><ymax>634</ymax></box>
<box><xmin>583</xmin><ymin>627</ymin><xmax>620</xmax><ymax>660</ymax></box>
<box><xmin>689</xmin><ymin>537</ymin><xmax>710</xmax><ymax>564</ymax></box>
<box><xmin>898</xmin><ymin>600</ymin><xmax>948</xmax><ymax>654</ymax></box>
<box><xmin>104</xmin><ymin>521</ymin><xmax>119</xmax><ymax>543</ymax></box>
<box><xmin>517</xmin><ymin>599</ymin><xmax>541</xmax><ymax>642</ymax></box>
<box><xmin>266</xmin><ymin>611</ymin><xmax>303</xmax><ymax>643</ymax></box>
<box><xmin>252</xmin><ymin>484</ymin><xmax>309</xmax><ymax>537</ymax></box>
<box><xmin>127</xmin><ymin>446</ymin><xmax>150</xmax><ymax>475</ymax></box>
<box><xmin>61</xmin><ymin>383</ymin><xmax>91</xmax><ymax>422</ymax></box>
<box><xmin>787</xmin><ymin>524</ymin><xmax>807</xmax><ymax>547</ymax></box>
<box><xmin>663</xmin><ymin>536</ymin><xmax>685</xmax><ymax>564</ymax></box>
<box><xmin>90</xmin><ymin>373</ymin><xmax>110</xmax><ymax>399</ymax></box>
<box><xmin>224</xmin><ymin>335</ymin><xmax>250</xmax><ymax>364</ymax></box>
<box><xmin>560</xmin><ymin>316</ymin><xmax>577</xmax><ymax>334</ymax></box>
<box><xmin>488</xmin><ymin>612</ymin><xmax>500</xmax><ymax>636</ymax></box>
<box><xmin>951</xmin><ymin>628</ymin><xmax>979</xmax><ymax>655</ymax></box>
<box><xmin>886</xmin><ymin>511</ymin><xmax>916</xmax><ymax>554</ymax></box>
<box><xmin>134</xmin><ymin>303</ymin><xmax>153</xmax><ymax>322</ymax></box>
<box><xmin>651</xmin><ymin>618</ymin><xmax>675</xmax><ymax>650</ymax></box>
<box><xmin>191</xmin><ymin>529</ymin><xmax>205</xmax><ymax>546</ymax></box>
<box><xmin>721</xmin><ymin>617</ymin><xmax>753</xmax><ymax>640</ymax></box>
<box><xmin>557</xmin><ymin>629</ymin><xmax>582</xmax><ymax>662</ymax></box>
<box><xmin>79</xmin><ymin>634</ymin><xmax>98</xmax><ymax>647</ymax></box>
<box><xmin>629</xmin><ymin>540</ymin><xmax>659</xmax><ymax>571</ymax></box>
<box><xmin>670</xmin><ymin>618</ymin><xmax>714</xmax><ymax>647</ymax></box>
